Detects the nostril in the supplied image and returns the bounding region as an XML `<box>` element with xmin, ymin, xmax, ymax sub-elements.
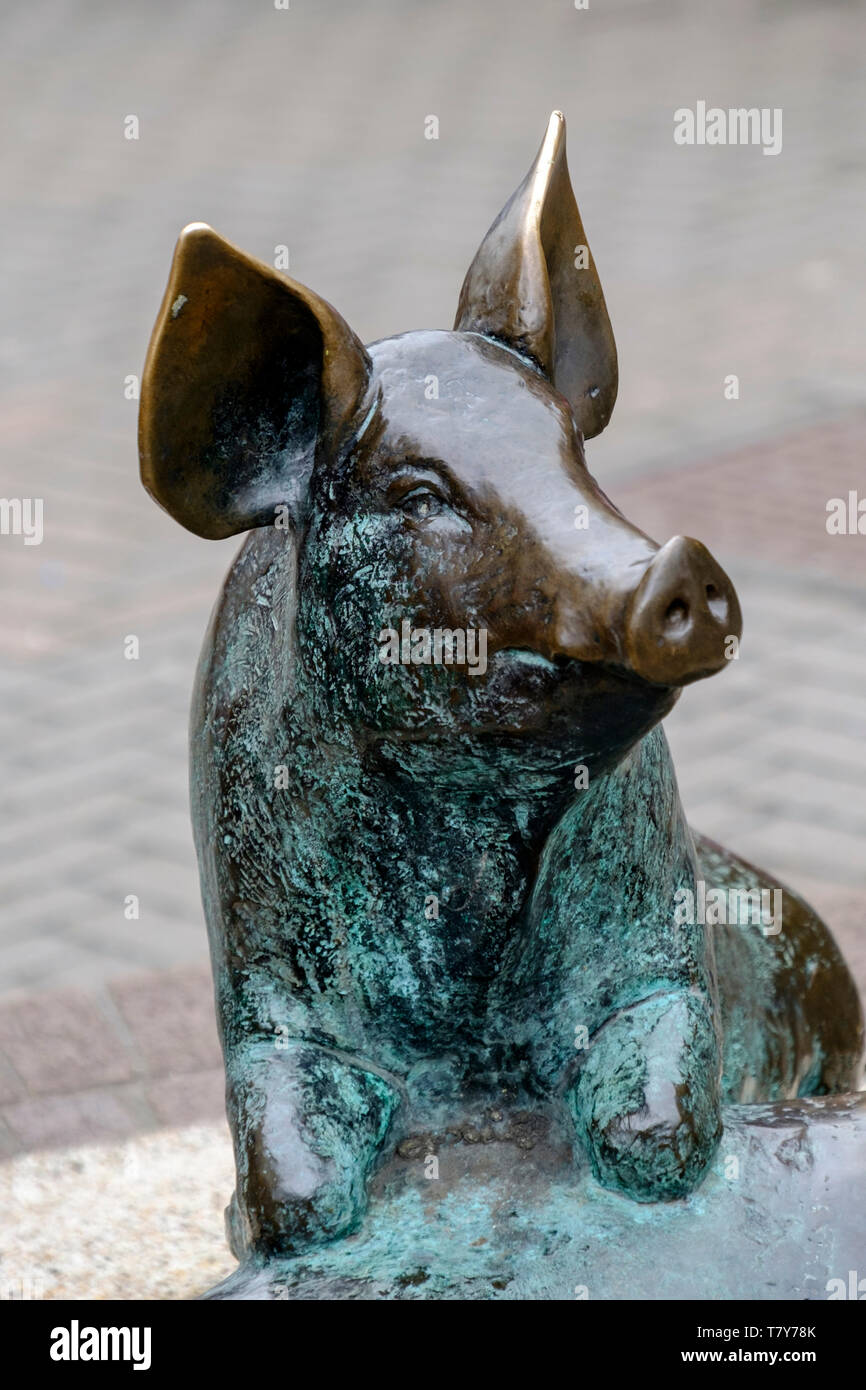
<box><xmin>664</xmin><ymin>597</ymin><xmax>690</xmax><ymax>630</ymax></box>
<box><xmin>704</xmin><ymin>582</ymin><xmax>728</xmax><ymax>621</ymax></box>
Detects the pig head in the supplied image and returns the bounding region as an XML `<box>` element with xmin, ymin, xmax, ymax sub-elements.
<box><xmin>140</xmin><ymin>112</ymin><xmax>740</xmax><ymax>776</ymax></box>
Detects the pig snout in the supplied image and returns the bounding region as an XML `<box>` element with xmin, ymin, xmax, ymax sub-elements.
<box><xmin>502</xmin><ymin>485</ymin><xmax>741</xmax><ymax>692</ymax></box>
<box><xmin>623</xmin><ymin>536</ymin><xmax>742</xmax><ymax>687</ymax></box>
<box><xmin>509</xmin><ymin>474</ymin><xmax>741</xmax><ymax>691</ymax></box>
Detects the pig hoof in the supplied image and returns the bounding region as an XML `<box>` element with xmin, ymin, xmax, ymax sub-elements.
<box><xmin>569</xmin><ymin>992</ymin><xmax>723</xmax><ymax>1200</ymax></box>
<box><xmin>238</xmin><ymin>1186</ymin><xmax>367</xmax><ymax>1259</ymax></box>
<box><xmin>583</xmin><ymin>1109</ymin><xmax>720</xmax><ymax>1202</ymax></box>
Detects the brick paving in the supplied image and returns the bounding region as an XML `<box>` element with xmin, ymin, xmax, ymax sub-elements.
<box><xmin>0</xmin><ymin>0</ymin><xmax>864</xmax><ymax>1151</ymax></box>
<box><xmin>620</xmin><ymin>418</ymin><xmax>866</xmax><ymax>890</ymax></box>
<box><xmin>0</xmin><ymin>966</ymin><xmax>223</xmax><ymax>1159</ymax></box>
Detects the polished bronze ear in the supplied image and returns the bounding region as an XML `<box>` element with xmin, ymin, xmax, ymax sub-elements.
<box><xmin>139</xmin><ymin>223</ymin><xmax>370</xmax><ymax>539</ymax></box>
<box><xmin>454</xmin><ymin>111</ymin><xmax>617</xmax><ymax>439</ymax></box>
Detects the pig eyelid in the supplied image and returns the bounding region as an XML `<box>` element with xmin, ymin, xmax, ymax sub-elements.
<box><xmin>384</xmin><ymin>466</ymin><xmax>457</xmax><ymax>506</ymax></box>
<box><xmin>387</xmin><ymin>479</ymin><xmax>448</xmax><ymax>508</ymax></box>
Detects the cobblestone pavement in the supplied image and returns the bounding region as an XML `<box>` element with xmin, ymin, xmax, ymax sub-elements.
<box><xmin>0</xmin><ymin>0</ymin><xmax>864</xmax><ymax>1151</ymax></box>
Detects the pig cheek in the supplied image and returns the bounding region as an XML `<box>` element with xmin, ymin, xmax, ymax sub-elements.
<box><xmin>329</xmin><ymin>524</ymin><xmax>472</xmax><ymax>636</ymax></box>
<box><xmin>405</xmin><ymin>531</ymin><xmax>495</xmax><ymax>633</ymax></box>
<box><xmin>311</xmin><ymin>545</ymin><xmax>418</xmax><ymax>728</ymax></box>
<box><xmin>301</xmin><ymin>518</ymin><xmax>492</xmax><ymax>730</ymax></box>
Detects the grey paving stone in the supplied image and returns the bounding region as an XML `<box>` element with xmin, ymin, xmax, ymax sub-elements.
<box><xmin>146</xmin><ymin>1069</ymin><xmax>225</xmax><ymax>1128</ymax></box>
<box><xmin>0</xmin><ymin>989</ymin><xmax>135</xmax><ymax>1095</ymax></box>
<box><xmin>0</xmin><ymin>1053</ymin><xmax>25</xmax><ymax>1108</ymax></box>
<box><xmin>108</xmin><ymin>966</ymin><xmax>221</xmax><ymax>1077</ymax></box>
<box><xmin>3</xmin><ymin>1087</ymin><xmax>145</xmax><ymax>1152</ymax></box>
<box><xmin>0</xmin><ymin>938</ymin><xmax>130</xmax><ymax>1001</ymax></box>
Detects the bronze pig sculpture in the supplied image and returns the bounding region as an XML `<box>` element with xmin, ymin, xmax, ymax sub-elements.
<box><xmin>139</xmin><ymin>112</ymin><xmax>863</xmax><ymax>1264</ymax></box>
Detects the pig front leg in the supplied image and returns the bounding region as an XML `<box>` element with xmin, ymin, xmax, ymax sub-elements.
<box><xmin>224</xmin><ymin>1040</ymin><xmax>401</xmax><ymax>1259</ymax></box>
<box><xmin>568</xmin><ymin>991</ymin><xmax>722</xmax><ymax>1201</ymax></box>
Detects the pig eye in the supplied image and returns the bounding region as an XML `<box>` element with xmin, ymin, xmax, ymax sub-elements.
<box><xmin>396</xmin><ymin>486</ymin><xmax>447</xmax><ymax>521</ymax></box>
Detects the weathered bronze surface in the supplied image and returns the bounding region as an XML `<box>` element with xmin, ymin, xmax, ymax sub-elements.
<box><xmin>140</xmin><ymin>112</ymin><xmax>864</xmax><ymax>1299</ymax></box>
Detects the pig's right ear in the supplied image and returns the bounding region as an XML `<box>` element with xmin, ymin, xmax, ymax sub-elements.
<box><xmin>455</xmin><ymin>112</ymin><xmax>617</xmax><ymax>440</ymax></box>
<box><xmin>139</xmin><ymin>224</ymin><xmax>371</xmax><ymax>539</ymax></box>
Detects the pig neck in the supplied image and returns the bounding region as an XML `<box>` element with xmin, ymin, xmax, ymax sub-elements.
<box><xmin>309</xmin><ymin>714</ymin><xmax>693</xmax><ymax>935</ymax></box>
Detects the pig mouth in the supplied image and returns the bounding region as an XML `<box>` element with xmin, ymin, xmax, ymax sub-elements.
<box><xmin>361</xmin><ymin>646</ymin><xmax>679</xmax><ymax>798</ymax></box>
<box><xmin>358</xmin><ymin>645</ymin><xmax>679</xmax><ymax>768</ymax></box>
<box><xmin>470</xmin><ymin>645</ymin><xmax>681</xmax><ymax>737</ymax></box>
<box><xmin>495</xmin><ymin>645</ymin><xmax>671</xmax><ymax>693</ymax></box>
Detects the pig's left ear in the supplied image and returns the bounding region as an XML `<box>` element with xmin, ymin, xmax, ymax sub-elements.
<box><xmin>139</xmin><ymin>223</ymin><xmax>370</xmax><ymax>539</ymax></box>
<box><xmin>454</xmin><ymin>111</ymin><xmax>617</xmax><ymax>439</ymax></box>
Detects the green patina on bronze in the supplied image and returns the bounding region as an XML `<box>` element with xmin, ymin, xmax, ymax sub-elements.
<box><xmin>139</xmin><ymin>113</ymin><xmax>863</xmax><ymax>1295</ymax></box>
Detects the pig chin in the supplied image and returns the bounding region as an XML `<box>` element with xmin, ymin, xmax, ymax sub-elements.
<box><xmin>360</xmin><ymin>654</ymin><xmax>679</xmax><ymax>807</ymax></box>
<box><xmin>477</xmin><ymin>649</ymin><xmax>680</xmax><ymax>759</ymax></box>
